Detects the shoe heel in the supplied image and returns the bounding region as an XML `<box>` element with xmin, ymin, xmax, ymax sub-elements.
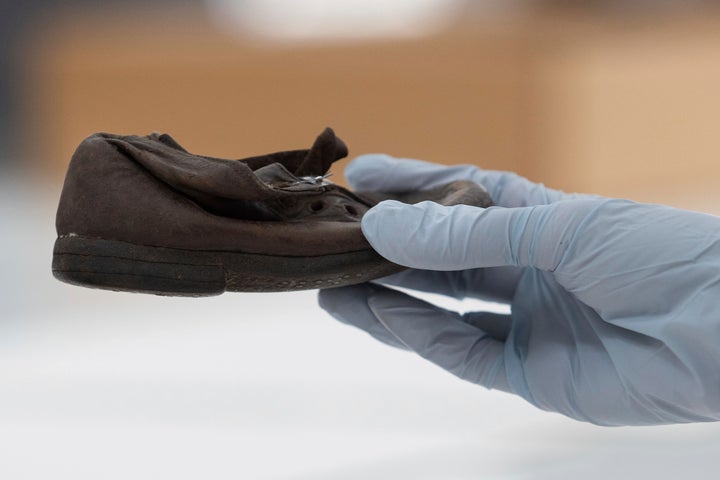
<box><xmin>52</xmin><ymin>236</ymin><xmax>226</xmax><ymax>296</ymax></box>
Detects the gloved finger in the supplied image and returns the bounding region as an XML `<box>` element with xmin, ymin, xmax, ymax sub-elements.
<box><xmin>362</xmin><ymin>199</ymin><xmax>598</xmax><ymax>271</ymax></box>
<box><xmin>346</xmin><ymin>154</ymin><xmax>572</xmax><ymax>207</ymax></box>
<box><xmin>317</xmin><ymin>284</ymin><xmax>408</xmax><ymax>350</ymax></box>
<box><xmin>368</xmin><ymin>288</ymin><xmax>511</xmax><ymax>392</ymax></box>
<box><xmin>374</xmin><ymin>267</ymin><xmax>523</xmax><ymax>304</ymax></box>
<box><xmin>462</xmin><ymin>311</ymin><xmax>512</xmax><ymax>342</ymax></box>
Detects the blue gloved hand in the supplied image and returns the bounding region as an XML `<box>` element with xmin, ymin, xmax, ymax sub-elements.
<box><xmin>319</xmin><ymin>154</ymin><xmax>720</xmax><ymax>426</ymax></box>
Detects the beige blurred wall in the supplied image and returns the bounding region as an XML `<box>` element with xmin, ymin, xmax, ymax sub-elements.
<box><xmin>21</xmin><ymin>9</ymin><xmax>526</xmax><ymax>183</ymax></box>
<box><xmin>524</xmin><ymin>12</ymin><xmax>720</xmax><ymax>212</ymax></box>
<box><xmin>20</xmin><ymin>7</ymin><xmax>720</xmax><ymax>212</ymax></box>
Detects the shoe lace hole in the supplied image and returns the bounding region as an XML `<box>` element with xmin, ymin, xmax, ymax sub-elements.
<box><xmin>345</xmin><ymin>205</ymin><xmax>358</xmax><ymax>216</ymax></box>
<box><xmin>310</xmin><ymin>201</ymin><xmax>324</xmax><ymax>212</ymax></box>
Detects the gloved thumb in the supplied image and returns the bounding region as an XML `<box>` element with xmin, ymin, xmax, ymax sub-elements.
<box><xmin>361</xmin><ymin>199</ymin><xmax>597</xmax><ymax>271</ymax></box>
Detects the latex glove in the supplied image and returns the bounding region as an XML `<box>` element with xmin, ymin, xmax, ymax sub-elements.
<box><xmin>319</xmin><ymin>154</ymin><xmax>720</xmax><ymax>426</ymax></box>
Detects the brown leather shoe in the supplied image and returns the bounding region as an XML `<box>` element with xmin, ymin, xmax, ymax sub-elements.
<box><xmin>52</xmin><ymin>128</ymin><xmax>492</xmax><ymax>296</ymax></box>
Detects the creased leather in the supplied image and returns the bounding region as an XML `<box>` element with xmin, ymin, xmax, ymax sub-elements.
<box><xmin>55</xmin><ymin>128</ymin><xmax>492</xmax><ymax>256</ymax></box>
<box><xmin>104</xmin><ymin>127</ymin><xmax>346</xmax><ymax>204</ymax></box>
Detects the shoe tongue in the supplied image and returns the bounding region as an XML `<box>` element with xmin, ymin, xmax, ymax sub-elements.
<box><xmin>295</xmin><ymin>127</ymin><xmax>348</xmax><ymax>177</ymax></box>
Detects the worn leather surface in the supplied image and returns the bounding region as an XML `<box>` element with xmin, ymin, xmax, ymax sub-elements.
<box><xmin>56</xmin><ymin>128</ymin><xmax>491</xmax><ymax>256</ymax></box>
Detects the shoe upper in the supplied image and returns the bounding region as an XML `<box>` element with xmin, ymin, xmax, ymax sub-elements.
<box><xmin>55</xmin><ymin>128</ymin><xmax>491</xmax><ymax>256</ymax></box>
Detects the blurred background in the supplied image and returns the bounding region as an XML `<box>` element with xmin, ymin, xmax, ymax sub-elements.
<box><xmin>3</xmin><ymin>0</ymin><xmax>720</xmax><ymax>478</ymax></box>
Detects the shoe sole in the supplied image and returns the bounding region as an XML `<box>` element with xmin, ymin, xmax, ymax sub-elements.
<box><xmin>52</xmin><ymin>235</ymin><xmax>402</xmax><ymax>296</ymax></box>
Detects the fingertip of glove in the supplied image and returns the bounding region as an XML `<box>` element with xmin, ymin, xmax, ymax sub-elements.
<box><xmin>345</xmin><ymin>154</ymin><xmax>398</xmax><ymax>189</ymax></box>
<box><xmin>363</xmin><ymin>199</ymin><xmax>407</xmax><ymax>219</ymax></box>
<box><xmin>316</xmin><ymin>288</ymin><xmax>338</xmax><ymax>313</ymax></box>
<box><xmin>363</xmin><ymin>200</ymin><xmax>452</xmax><ymax>264</ymax></box>
<box><xmin>318</xmin><ymin>283</ymin><xmax>388</xmax><ymax>315</ymax></box>
<box><xmin>360</xmin><ymin>199</ymin><xmax>410</xmax><ymax>254</ymax></box>
<box><xmin>318</xmin><ymin>284</ymin><xmax>363</xmax><ymax>314</ymax></box>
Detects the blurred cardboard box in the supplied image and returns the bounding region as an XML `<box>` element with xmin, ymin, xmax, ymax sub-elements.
<box><xmin>21</xmin><ymin>8</ymin><xmax>720</xmax><ymax>211</ymax></box>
